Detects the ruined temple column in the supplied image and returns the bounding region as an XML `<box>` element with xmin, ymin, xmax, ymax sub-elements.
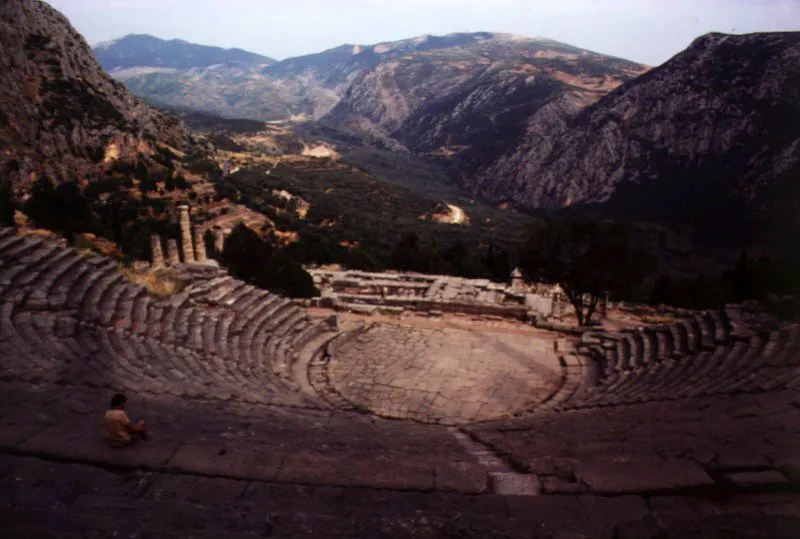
<box><xmin>150</xmin><ymin>235</ymin><xmax>165</xmax><ymax>269</ymax></box>
<box><xmin>193</xmin><ymin>227</ymin><xmax>207</xmax><ymax>263</ymax></box>
<box><xmin>166</xmin><ymin>239</ymin><xmax>180</xmax><ymax>266</ymax></box>
<box><xmin>178</xmin><ymin>205</ymin><xmax>194</xmax><ymax>264</ymax></box>
<box><xmin>213</xmin><ymin>229</ymin><xmax>225</xmax><ymax>256</ymax></box>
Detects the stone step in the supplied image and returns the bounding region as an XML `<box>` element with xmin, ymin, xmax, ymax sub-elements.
<box><xmin>87</xmin><ymin>273</ymin><xmax>126</xmax><ymax>323</ymax></box>
<box><xmin>65</xmin><ymin>262</ymin><xmax>116</xmax><ymax>310</ymax></box>
<box><xmin>710</xmin><ymin>309</ymin><xmax>730</xmax><ymax>344</ymax></box>
<box><xmin>1</xmin><ymin>235</ymin><xmax>45</xmax><ymax>262</ymax></box>
<box><xmin>670</xmin><ymin>322</ymin><xmax>689</xmax><ymax>357</ymax></box>
<box><xmin>49</xmin><ymin>261</ymin><xmax>91</xmax><ymax>309</ymax></box>
<box><xmin>0</xmin><ymin>231</ymin><xmax>25</xmax><ymax>255</ymax></box>
<box><xmin>653</xmin><ymin>327</ymin><xmax>674</xmax><ymax>360</ymax></box>
<box><xmin>696</xmin><ymin>313</ymin><xmax>716</xmax><ymax>349</ymax></box>
<box><xmin>18</xmin><ymin>248</ymin><xmax>77</xmax><ymax>307</ymax></box>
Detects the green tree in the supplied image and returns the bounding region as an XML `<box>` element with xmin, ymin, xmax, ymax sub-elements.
<box><xmin>175</xmin><ymin>173</ymin><xmax>189</xmax><ymax>190</ymax></box>
<box><xmin>221</xmin><ymin>224</ymin><xmax>318</xmax><ymax>298</ymax></box>
<box><xmin>483</xmin><ymin>245</ymin><xmax>512</xmax><ymax>282</ymax></box>
<box><xmin>0</xmin><ymin>180</ymin><xmax>16</xmax><ymax>228</ymax></box>
<box><xmin>139</xmin><ymin>175</ymin><xmax>158</xmax><ymax>193</ymax></box>
<box><xmin>54</xmin><ymin>181</ymin><xmax>91</xmax><ymax>243</ymax></box>
<box><xmin>164</xmin><ymin>174</ymin><xmax>176</xmax><ymax>192</ymax></box>
<box><xmin>520</xmin><ymin>217</ymin><xmax>652</xmax><ymax>326</ymax></box>
<box><xmin>203</xmin><ymin>229</ymin><xmax>216</xmax><ymax>259</ymax></box>
<box><xmin>25</xmin><ymin>175</ymin><xmax>59</xmax><ymax>229</ymax></box>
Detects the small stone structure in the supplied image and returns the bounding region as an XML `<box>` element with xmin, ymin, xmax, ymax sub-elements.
<box><xmin>307</xmin><ymin>269</ymin><xmax>570</xmax><ymax>322</ymax></box>
<box><xmin>178</xmin><ymin>205</ymin><xmax>195</xmax><ymax>264</ymax></box>
<box><xmin>149</xmin><ymin>205</ymin><xmax>216</xmax><ymax>267</ymax></box>
<box><xmin>150</xmin><ymin>235</ymin><xmax>164</xmax><ymax>268</ymax></box>
<box><xmin>193</xmin><ymin>227</ymin><xmax>207</xmax><ymax>263</ymax></box>
<box><xmin>166</xmin><ymin>238</ymin><xmax>180</xmax><ymax>266</ymax></box>
<box><xmin>510</xmin><ymin>267</ymin><xmax>525</xmax><ymax>293</ymax></box>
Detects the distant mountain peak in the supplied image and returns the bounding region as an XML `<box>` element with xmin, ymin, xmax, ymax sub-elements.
<box><xmin>94</xmin><ymin>33</ymin><xmax>276</xmax><ymax>70</ymax></box>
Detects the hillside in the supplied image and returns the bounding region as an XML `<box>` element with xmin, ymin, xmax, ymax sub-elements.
<box><xmin>0</xmin><ymin>0</ymin><xmax>193</xmax><ymax>187</ymax></box>
<box><xmin>96</xmin><ymin>32</ymin><xmax>647</xmax><ymax>129</ymax></box>
<box><xmin>322</xmin><ymin>34</ymin><xmax>647</xmax><ymax>161</ymax></box>
<box><xmin>466</xmin><ymin>32</ymin><xmax>800</xmax><ymax>250</ymax></box>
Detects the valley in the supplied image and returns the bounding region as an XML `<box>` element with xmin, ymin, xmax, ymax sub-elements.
<box><xmin>0</xmin><ymin>0</ymin><xmax>796</xmax><ymax>306</ymax></box>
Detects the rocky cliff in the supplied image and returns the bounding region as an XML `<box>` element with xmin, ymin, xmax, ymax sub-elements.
<box><xmin>323</xmin><ymin>34</ymin><xmax>647</xmax><ymax>160</ymax></box>
<box><xmin>0</xmin><ymin>0</ymin><xmax>193</xmax><ymax>187</ymax></box>
<box><xmin>468</xmin><ymin>32</ymin><xmax>800</xmax><ymax>247</ymax></box>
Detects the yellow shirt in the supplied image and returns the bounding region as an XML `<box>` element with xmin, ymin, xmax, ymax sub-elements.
<box><xmin>104</xmin><ymin>409</ymin><xmax>132</xmax><ymax>446</ymax></box>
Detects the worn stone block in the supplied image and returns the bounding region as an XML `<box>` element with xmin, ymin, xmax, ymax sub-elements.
<box><xmin>725</xmin><ymin>470</ymin><xmax>789</xmax><ymax>489</ymax></box>
<box><xmin>167</xmin><ymin>442</ymin><xmax>284</xmax><ymax>481</ymax></box>
<box><xmin>434</xmin><ymin>461</ymin><xmax>488</xmax><ymax>493</ymax></box>
<box><xmin>579</xmin><ymin>495</ymin><xmax>651</xmax><ymax>538</ymax></box>
<box><xmin>491</xmin><ymin>472</ymin><xmax>541</xmax><ymax>495</ymax></box>
<box><xmin>714</xmin><ymin>452</ymin><xmax>771</xmax><ymax>471</ymax></box>
<box><xmin>505</xmin><ymin>494</ymin><xmax>583</xmax><ymax>523</ymax></box>
<box><xmin>574</xmin><ymin>456</ymin><xmax>714</xmax><ymax>494</ymax></box>
<box><xmin>0</xmin><ymin>424</ymin><xmax>46</xmax><ymax>450</ymax></box>
<box><xmin>146</xmin><ymin>474</ymin><xmax>248</xmax><ymax>506</ymax></box>
<box><xmin>276</xmin><ymin>451</ymin><xmax>434</xmax><ymax>490</ymax></box>
<box><xmin>18</xmin><ymin>429</ymin><xmax>178</xmax><ymax>470</ymax></box>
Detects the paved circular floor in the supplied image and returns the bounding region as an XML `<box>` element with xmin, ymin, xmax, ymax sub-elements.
<box><xmin>328</xmin><ymin>324</ymin><xmax>561</xmax><ymax>424</ymax></box>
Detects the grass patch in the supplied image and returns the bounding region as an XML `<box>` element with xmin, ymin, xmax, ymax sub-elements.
<box><xmin>121</xmin><ymin>267</ymin><xmax>183</xmax><ymax>297</ymax></box>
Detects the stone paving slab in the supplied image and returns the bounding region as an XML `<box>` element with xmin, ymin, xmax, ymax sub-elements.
<box><xmin>467</xmin><ymin>391</ymin><xmax>800</xmax><ymax>496</ymax></box>
<box><xmin>167</xmin><ymin>442</ymin><xmax>284</xmax><ymax>482</ymax></box>
<box><xmin>145</xmin><ymin>474</ymin><xmax>250</xmax><ymax>507</ymax></box>
<box><xmin>3</xmin><ymin>453</ymin><xmax>800</xmax><ymax>538</ymax></box>
<box><xmin>433</xmin><ymin>461</ymin><xmax>488</xmax><ymax>493</ymax></box>
<box><xmin>0</xmin><ymin>424</ymin><xmax>47</xmax><ymax>450</ymax></box>
<box><xmin>0</xmin><ymin>382</ymin><xmax>487</xmax><ymax>493</ymax></box>
<box><xmin>724</xmin><ymin>470</ymin><xmax>789</xmax><ymax>489</ymax></box>
<box><xmin>490</xmin><ymin>472</ymin><xmax>542</xmax><ymax>495</ymax></box>
<box><xmin>18</xmin><ymin>428</ymin><xmax>180</xmax><ymax>471</ymax></box>
<box><xmin>574</xmin><ymin>455</ymin><xmax>715</xmax><ymax>494</ymax></box>
<box><xmin>276</xmin><ymin>450</ymin><xmax>435</xmax><ymax>490</ymax></box>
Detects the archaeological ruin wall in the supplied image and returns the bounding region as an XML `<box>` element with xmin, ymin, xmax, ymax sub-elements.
<box><xmin>307</xmin><ymin>268</ymin><xmax>572</xmax><ymax>322</ymax></box>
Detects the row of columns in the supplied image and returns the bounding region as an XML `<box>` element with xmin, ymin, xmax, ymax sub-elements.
<box><xmin>150</xmin><ymin>205</ymin><xmax>216</xmax><ymax>268</ymax></box>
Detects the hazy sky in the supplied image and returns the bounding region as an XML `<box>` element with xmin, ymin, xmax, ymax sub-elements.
<box><xmin>47</xmin><ymin>0</ymin><xmax>800</xmax><ymax>65</ymax></box>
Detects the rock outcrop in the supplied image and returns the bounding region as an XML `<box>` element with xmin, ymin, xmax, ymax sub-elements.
<box><xmin>468</xmin><ymin>32</ymin><xmax>800</xmax><ymax>247</ymax></box>
<box><xmin>323</xmin><ymin>34</ymin><xmax>648</xmax><ymax>159</ymax></box>
<box><xmin>0</xmin><ymin>0</ymin><xmax>193</xmax><ymax>187</ymax></box>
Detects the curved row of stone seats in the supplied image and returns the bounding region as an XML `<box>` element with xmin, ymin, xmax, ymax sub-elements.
<box><xmin>560</xmin><ymin>315</ymin><xmax>800</xmax><ymax>410</ymax></box>
<box><xmin>0</xmin><ymin>230</ymin><xmax>334</xmax><ymax>408</ymax></box>
<box><xmin>586</xmin><ymin>311</ymin><xmax>732</xmax><ymax>377</ymax></box>
<box><xmin>182</xmin><ymin>276</ymin><xmax>331</xmax><ymax>394</ymax></box>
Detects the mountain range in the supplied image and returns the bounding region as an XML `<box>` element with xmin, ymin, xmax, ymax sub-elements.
<box><xmin>95</xmin><ymin>30</ymin><xmax>800</xmax><ymax>254</ymax></box>
<box><xmin>95</xmin><ymin>32</ymin><xmax>647</xmax><ymax>129</ymax></box>
<box><xmin>2</xmin><ymin>0</ymin><xmax>797</xmax><ymax>268</ymax></box>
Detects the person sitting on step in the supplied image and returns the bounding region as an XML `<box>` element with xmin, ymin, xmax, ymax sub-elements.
<box><xmin>104</xmin><ymin>393</ymin><xmax>148</xmax><ymax>447</ymax></box>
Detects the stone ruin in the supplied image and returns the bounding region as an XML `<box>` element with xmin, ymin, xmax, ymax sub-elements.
<box><xmin>307</xmin><ymin>267</ymin><xmax>572</xmax><ymax>322</ymax></box>
<box><xmin>0</xmin><ymin>226</ymin><xmax>798</xmax><ymax>537</ymax></box>
<box><xmin>149</xmin><ymin>205</ymin><xmax>214</xmax><ymax>268</ymax></box>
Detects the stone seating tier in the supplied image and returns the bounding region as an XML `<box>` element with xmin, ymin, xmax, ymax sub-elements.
<box><xmin>0</xmin><ymin>231</ymin><xmax>332</xmax><ymax>409</ymax></box>
<box><xmin>0</xmin><ymin>230</ymin><xmax>798</xmax><ymax>534</ymax></box>
<box><xmin>571</xmin><ymin>317</ymin><xmax>800</xmax><ymax>410</ymax></box>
